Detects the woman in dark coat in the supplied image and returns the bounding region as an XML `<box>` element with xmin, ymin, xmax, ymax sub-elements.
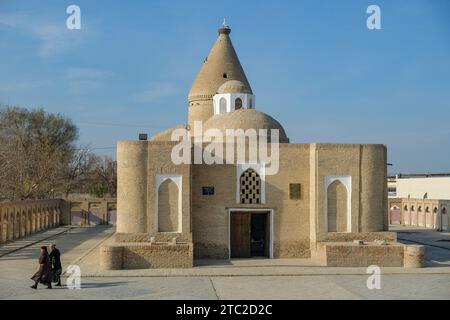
<box><xmin>30</xmin><ymin>246</ymin><xmax>52</xmax><ymax>289</ymax></box>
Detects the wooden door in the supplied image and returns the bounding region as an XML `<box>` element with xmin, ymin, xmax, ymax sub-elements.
<box><xmin>230</xmin><ymin>212</ymin><xmax>251</xmax><ymax>258</ymax></box>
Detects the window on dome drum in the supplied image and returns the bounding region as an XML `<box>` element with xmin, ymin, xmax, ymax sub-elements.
<box><xmin>223</xmin><ymin>73</ymin><xmax>227</xmax><ymax>78</ymax></box>
<box><xmin>240</xmin><ymin>168</ymin><xmax>261</xmax><ymax>204</ymax></box>
<box><xmin>235</xmin><ymin>98</ymin><xmax>243</xmax><ymax>110</ymax></box>
<box><xmin>219</xmin><ymin>98</ymin><xmax>227</xmax><ymax>114</ymax></box>
<box><xmin>289</xmin><ymin>183</ymin><xmax>301</xmax><ymax>200</ymax></box>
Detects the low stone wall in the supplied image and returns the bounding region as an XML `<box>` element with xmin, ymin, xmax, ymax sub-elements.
<box><xmin>273</xmin><ymin>240</ymin><xmax>311</xmax><ymax>258</ymax></box>
<box><xmin>115</xmin><ymin>232</ymin><xmax>192</xmax><ymax>243</ymax></box>
<box><xmin>315</xmin><ymin>241</ymin><xmax>424</xmax><ymax>268</ymax></box>
<box><xmin>319</xmin><ymin>232</ymin><xmax>397</xmax><ymax>243</ymax></box>
<box><xmin>0</xmin><ymin>199</ymin><xmax>66</xmax><ymax>243</ymax></box>
<box><xmin>100</xmin><ymin>242</ymin><xmax>193</xmax><ymax>269</ymax></box>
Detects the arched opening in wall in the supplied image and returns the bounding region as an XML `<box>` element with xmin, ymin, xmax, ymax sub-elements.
<box><xmin>418</xmin><ymin>206</ymin><xmax>424</xmax><ymax>226</ymax></box>
<box><xmin>442</xmin><ymin>207</ymin><xmax>449</xmax><ymax>231</ymax></box>
<box><xmin>390</xmin><ymin>205</ymin><xmax>401</xmax><ymax>225</ymax></box>
<box><xmin>411</xmin><ymin>205</ymin><xmax>417</xmax><ymax>225</ymax></box>
<box><xmin>249</xmin><ymin>98</ymin><xmax>253</xmax><ymax>109</ymax></box>
<box><xmin>327</xmin><ymin>180</ymin><xmax>347</xmax><ymax>232</ymax></box>
<box><xmin>240</xmin><ymin>169</ymin><xmax>261</xmax><ymax>204</ymax></box>
<box><xmin>14</xmin><ymin>213</ymin><xmax>20</xmax><ymax>239</ymax></box>
<box><xmin>219</xmin><ymin>97</ymin><xmax>227</xmax><ymax>114</ymax></box>
<box><xmin>20</xmin><ymin>211</ymin><xmax>25</xmax><ymax>237</ymax></box>
<box><xmin>235</xmin><ymin>98</ymin><xmax>243</xmax><ymax>110</ymax></box>
<box><xmin>2</xmin><ymin>213</ymin><xmax>7</xmax><ymax>243</ymax></box>
<box><xmin>9</xmin><ymin>212</ymin><xmax>14</xmax><ymax>240</ymax></box>
<box><xmin>27</xmin><ymin>210</ymin><xmax>31</xmax><ymax>235</ymax></box>
<box><xmin>433</xmin><ymin>207</ymin><xmax>438</xmax><ymax>228</ymax></box>
<box><xmin>36</xmin><ymin>208</ymin><xmax>41</xmax><ymax>230</ymax></box>
<box><xmin>425</xmin><ymin>206</ymin><xmax>432</xmax><ymax>228</ymax></box>
<box><xmin>404</xmin><ymin>205</ymin><xmax>410</xmax><ymax>225</ymax></box>
<box><xmin>158</xmin><ymin>179</ymin><xmax>179</xmax><ymax>232</ymax></box>
<box><xmin>53</xmin><ymin>208</ymin><xmax>57</xmax><ymax>226</ymax></box>
<box><xmin>57</xmin><ymin>208</ymin><xmax>61</xmax><ymax>225</ymax></box>
<box><xmin>45</xmin><ymin>208</ymin><xmax>50</xmax><ymax>228</ymax></box>
<box><xmin>71</xmin><ymin>203</ymin><xmax>83</xmax><ymax>226</ymax></box>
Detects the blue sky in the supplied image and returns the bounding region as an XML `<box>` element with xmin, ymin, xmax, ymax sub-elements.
<box><xmin>0</xmin><ymin>0</ymin><xmax>449</xmax><ymax>174</ymax></box>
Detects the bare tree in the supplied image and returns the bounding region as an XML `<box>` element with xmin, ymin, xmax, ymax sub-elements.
<box><xmin>0</xmin><ymin>105</ymin><xmax>118</xmax><ymax>200</ymax></box>
<box><xmin>0</xmin><ymin>106</ymin><xmax>78</xmax><ymax>200</ymax></box>
<box><xmin>86</xmin><ymin>155</ymin><xmax>117</xmax><ymax>197</ymax></box>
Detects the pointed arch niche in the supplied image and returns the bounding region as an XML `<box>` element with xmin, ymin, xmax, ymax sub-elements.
<box><xmin>325</xmin><ymin>176</ymin><xmax>352</xmax><ymax>233</ymax></box>
<box><xmin>155</xmin><ymin>175</ymin><xmax>182</xmax><ymax>233</ymax></box>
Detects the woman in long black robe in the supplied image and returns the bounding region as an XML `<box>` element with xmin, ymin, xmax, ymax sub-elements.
<box><xmin>30</xmin><ymin>246</ymin><xmax>52</xmax><ymax>289</ymax></box>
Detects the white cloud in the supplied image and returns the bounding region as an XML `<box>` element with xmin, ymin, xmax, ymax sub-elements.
<box><xmin>134</xmin><ymin>83</ymin><xmax>182</xmax><ymax>103</ymax></box>
<box><xmin>0</xmin><ymin>11</ymin><xmax>86</xmax><ymax>58</ymax></box>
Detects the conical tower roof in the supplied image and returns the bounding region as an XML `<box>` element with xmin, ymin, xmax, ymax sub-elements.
<box><xmin>188</xmin><ymin>25</ymin><xmax>252</xmax><ymax>102</ymax></box>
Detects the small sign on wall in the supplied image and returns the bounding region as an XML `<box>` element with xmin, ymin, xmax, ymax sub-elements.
<box><xmin>202</xmin><ymin>186</ymin><xmax>215</xmax><ymax>195</ymax></box>
<box><xmin>289</xmin><ymin>183</ymin><xmax>301</xmax><ymax>200</ymax></box>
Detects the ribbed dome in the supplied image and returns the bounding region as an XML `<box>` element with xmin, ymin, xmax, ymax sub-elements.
<box><xmin>217</xmin><ymin>80</ymin><xmax>252</xmax><ymax>94</ymax></box>
<box><xmin>188</xmin><ymin>27</ymin><xmax>252</xmax><ymax>102</ymax></box>
<box><xmin>202</xmin><ymin>109</ymin><xmax>289</xmax><ymax>143</ymax></box>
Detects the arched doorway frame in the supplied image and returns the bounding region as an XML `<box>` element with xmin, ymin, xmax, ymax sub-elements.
<box><xmin>155</xmin><ymin>174</ymin><xmax>182</xmax><ymax>233</ymax></box>
<box><xmin>325</xmin><ymin>176</ymin><xmax>352</xmax><ymax>232</ymax></box>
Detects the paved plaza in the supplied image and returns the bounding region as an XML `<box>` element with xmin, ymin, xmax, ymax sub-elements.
<box><xmin>0</xmin><ymin>226</ymin><xmax>448</xmax><ymax>300</ymax></box>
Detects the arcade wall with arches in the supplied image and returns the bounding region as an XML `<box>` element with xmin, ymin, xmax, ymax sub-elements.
<box><xmin>388</xmin><ymin>198</ymin><xmax>450</xmax><ymax>231</ymax></box>
<box><xmin>0</xmin><ymin>199</ymin><xmax>65</xmax><ymax>244</ymax></box>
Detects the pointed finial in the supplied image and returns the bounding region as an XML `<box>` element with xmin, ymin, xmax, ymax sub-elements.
<box><xmin>218</xmin><ymin>18</ymin><xmax>231</xmax><ymax>35</ymax></box>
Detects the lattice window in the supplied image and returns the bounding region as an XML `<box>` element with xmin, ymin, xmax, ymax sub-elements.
<box><xmin>240</xmin><ymin>168</ymin><xmax>261</xmax><ymax>204</ymax></box>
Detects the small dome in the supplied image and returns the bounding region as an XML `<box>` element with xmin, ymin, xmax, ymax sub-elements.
<box><xmin>217</xmin><ymin>80</ymin><xmax>252</xmax><ymax>94</ymax></box>
<box><xmin>202</xmin><ymin>109</ymin><xmax>289</xmax><ymax>143</ymax></box>
<box><xmin>150</xmin><ymin>125</ymin><xmax>186</xmax><ymax>141</ymax></box>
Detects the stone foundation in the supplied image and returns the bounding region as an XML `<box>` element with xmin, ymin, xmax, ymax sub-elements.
<box><xmin>100</xmin><ymin>242</ymin><xmax>193</xmax><ymax>269</ymax></box>
<box><xmin>273</xmin><ymin>240</ymin><xmax>311</xmax><ymax>258</ymax></box>
<box><xmin>319</xmin><ymin>232</ymin><xmax>397</xmax><ymax>242</ymax></box>
<box><xmin>194</xmin><ymin>242</ymin><xmax>229</xmax><ymax>259</ymax></box>
<box><xmin>115</xmin><ymin>232</ymin><xmax>192</xmax><ymax>243</ymax></box>
<box><xmin>314</xmin><ymin>241</ymin><xmax>424</xmax><ymax>268</ymax></box>
<box><xmin>403</xmin><ymin>245</ymin><xmax>425</xmax><ymax>268</ymax></box>
<box><xmin>100</xmin><ymin>245</ymin><xmax>123</xmax><ymax>270</ymax></box>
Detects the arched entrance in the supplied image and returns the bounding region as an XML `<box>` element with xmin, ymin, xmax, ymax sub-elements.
<box><xmin>390</xmin><ymin>206</ymin><xmax>401</xmax><ymax>225</ymax></box>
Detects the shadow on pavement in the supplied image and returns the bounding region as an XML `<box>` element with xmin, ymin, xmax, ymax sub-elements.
<box><xmin>0</xmin><ymin>226</ymin><xmax>113</xmax><ymax>262</ymax></box>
